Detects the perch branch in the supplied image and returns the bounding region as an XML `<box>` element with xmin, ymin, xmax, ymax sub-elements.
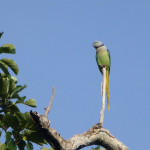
<box><xmin>30</xmin><ymin>111</ymin><xmax>129</xmax><ymax>150</ymax></box>
<box><xmin>30</xmin><ymin>85</ymin><xmax>128</xmax><ymax>150</ymax></box>
<box><xmin>100</xmin><ymin>67</ymin><xmax>106</xmax><ymax>126</ymax></box>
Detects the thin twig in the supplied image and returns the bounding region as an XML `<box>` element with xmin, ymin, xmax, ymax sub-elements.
<box><xmin>100</xmin><ymin>67</ymin><xmax>106</xmax><ymax>126</ymax></box>
<box><xmin>44</xmin><ymin>86</ymin><xmax>55</xmax><ymax>117</ymax></box>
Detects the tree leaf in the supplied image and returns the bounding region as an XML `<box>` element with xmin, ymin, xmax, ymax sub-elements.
<box><xmin>11</xmin><ymin>93</ymin><xmax>19</xmax><ymax>99</ymax></box>
<box><xmin>1</xmin><ymin>58</ymin><xmax>19</xmax><ymax>75</ymax></box>
<box><xmin>6</xmin><ymin>132</ymin><xmax>12</xmax><ymax>144</ymax></box>
<box><xmin>11</xmin><ymin>76</ymin><xmax>17</xmax><ymax>83</ymax></box>
<box><xmin>26</xmin><ymin>131</ymin><xmax>47</xmax><ymax>146</ymax></box>
<box><xmin>0</xmin><ymin>61</ymin><xmax>10</xmax><ymax>75</ymax></box>
<box><xmin>26</xmin><ymin>141</ymin><xmax>33</xmax><ymax>150</ymax></box>
<box><xmin>17</xmin><ymin>140</ymin><xmax>26</xmax><ymax>150</ymax></box>
<box><xmin>6</xmin><ymin>139</ymin><xmax>17</xmax><ymax>150</ymax></box>
<box><xmin>0</xmin><ymin>77</ymin><xmax>10</xmax><ymax>95</ymax></box>
<box><xmin>0</xmin><ymin>121</ymin><xmax>4</xmax><ymax>128</ymax></box>
<box><xmin>91</xmin><ymin>146</ymin><xmax>105</xmax><ymax>150</ymax></box>
<box><xmin>6</xmin><ymin>132</ymin><xmax>17</xmax><ymax>150</ymax></box>
<box><xmin>9</xmin><ymin>85</ymin><xmax>27</xmax><ymax>97</ymax></box>
<box><xmin>0</xmin><ymin>32</ymin><xmax>3</xmax><ymax>39</ymax></box>
<box><xmin>15</xmin><ymin>85</ymin><xmax>27</xmax><ymax>93</ymax></box>
<box><xmin>15</xmin><ymin>96</ymin><xmax>26</xmax><ymax>104</ymax></box>
<box><xmin>0</xmin><ymin>143</ymin><xmax>6</xmax><ymax>150</ymax></box>
<box><xmin>2</xmin><ymin>101</ymin><xmax>20</xmax><ymax>113</ymax></box>
<box><xmin>7</xmin><ymin>102</ymin><xmax>20</xmax><ymax>113</ymax></box>
<box><xmin>25</xmin><ymin>99</ymin><xmax>36</xmax><ymax>107</ymax></box>
<box><xmin>14</xmin><ymin>112</ymin><xmax>35</xmax><ymax>130</ymax></box>
<box><xmin>41</xmin><ymin>147</ymin><xmax>52</xmax><ymax>150</ymax></box>
<box><xmin>2</xmin><ymin>113</ymin><xmax>20</xmax><ymax>130</ymax></box>
<box><xmin>41</xmin><ymin>147</ymin><xmax>53</xmax><ymax>150</ymax></box>
<box><xmin>0</xmin><ymin>73</ymin><xmax>7</xmax><ymax>78</ymax></box>
<box><xmin>9</xmin><ymin>79</ymin><xmax>16</xmax><ymax>94</ymax></box>
<box><xmin>0</xmin><ymin>44</ymin><xmax>16</xmax><ymax>54</ymax></box>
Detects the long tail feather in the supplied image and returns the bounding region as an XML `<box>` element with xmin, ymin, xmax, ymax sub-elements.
<box><xmin>106</xmin><ymin>70</ymin><xmax>110</xmax><ymax>110</ymax></box>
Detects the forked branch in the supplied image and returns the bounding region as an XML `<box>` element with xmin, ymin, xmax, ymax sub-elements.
<box><xmin>30</xmin><ymin>111</ymin><xmax>128</xmax><ymax>150</ymax></box>
<box><xmin>30</xmin><ymin>86</ymin><xmax>128</xmax><ymax>150</ymax></box>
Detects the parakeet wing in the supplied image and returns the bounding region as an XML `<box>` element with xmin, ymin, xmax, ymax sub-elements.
<box><xmin>107</xmin><ymin>49</ymin><xmax>111</xmax><ymax>73</ymax></box>
<box><xmin>96</xmin><ymin>54</ymin><xmax>103</xmax><ymax>74</ymax></box>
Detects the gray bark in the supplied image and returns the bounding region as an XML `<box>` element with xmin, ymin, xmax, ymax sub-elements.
<box><xmin>30</xmin><ymin>111</ymin><xmax>128</xmax><ymax>150</ymax></box>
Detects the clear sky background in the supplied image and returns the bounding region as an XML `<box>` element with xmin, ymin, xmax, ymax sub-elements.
<box><xmin>0</xmin><ymin>0</ymin><xmax>150</xmax><ymax>150</ymax></box>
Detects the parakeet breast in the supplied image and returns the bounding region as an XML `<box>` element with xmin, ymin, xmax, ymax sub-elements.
<box><xmin>96</xmin><ymin>49</ymin><xmax>110</xmax><ymax>70</ymax></box>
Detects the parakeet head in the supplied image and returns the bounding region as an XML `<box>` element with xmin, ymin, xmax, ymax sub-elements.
<box><xmin>93</xmin><ymin>41</ymin><xmax>104</xmax><ymax>49</ymax></box>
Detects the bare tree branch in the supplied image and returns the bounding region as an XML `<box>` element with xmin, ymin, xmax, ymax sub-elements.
<box><xmin>30</xmin><ymin>110</ymin><xmax>128</xmax><ymax>150</ymax></box>
<box><xmin>44</xmin><ymin>86</ymin><xmax>55</xmax><ymax>117</ymax></box>
<box><xmin>30</xmin><ymin>87</ymin><xmax>128</xmax><ymax>150</ymax></box>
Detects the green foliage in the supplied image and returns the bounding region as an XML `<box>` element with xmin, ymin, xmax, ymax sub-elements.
<box><xmin>91</xmin><ymin>146</ymin><xmax>106</xmax><ymax>150</ymax></box>
<box><xmin>0</xmin><ymin>43</ymin><xmax>16</xmax><ymax>54</ymax></box>
<box><xmin>26</xmin><ymin>141</ymin><xmax>33</xmax><ymax>150</ymax></box>
<box><xmin>24</xmin><ymin>130</ymin><xmax>47</xmax><ymax>145</ymax></box>
<box><xmin>0</xmin><ymin>33</ymin><xmax>47</xmax><ymax>150</ymax></box>
<box><xmin>0</xmin><ymin>142</ymin><xmax>6</xmax><ymax>150</ymax></box>
<box><xmin>25</xmin><ymin>99</ymin><xmax>36</xmax><ymax>107</ymax></box>
<box><xmin>6</xmin><ymin>132</ymin><xmax>17</xmax><ymax>150</ymax></box>
<box><xmin>41</xmin><ymin>147</ymin><xmax>54</xmax><ymax>150</ymax></box>
<box><xmin>0</xmin><ymin>58</ymin><xmax>19</xmax><ymax>75</ymax></box>
<box><xmin>0</xmin><ymin>32</ymin><xmax>3</xmax><ymax>39</ymax></box>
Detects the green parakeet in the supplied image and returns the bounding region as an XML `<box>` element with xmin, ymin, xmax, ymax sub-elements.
<box><xmin>93</xmin><ymin>41</ymin><xmax>111</xmax><ymax>110</ymax></box>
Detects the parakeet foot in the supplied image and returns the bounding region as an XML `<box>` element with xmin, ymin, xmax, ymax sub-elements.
<box><xmin>93</xmin><ymin>123</ymin><xmax>103</xmax><ymax>129</ymax></box>
<box><xmin>99</xmin><ymin>122</ymin><xmax>103</xmax><ymax>128</ymax></box>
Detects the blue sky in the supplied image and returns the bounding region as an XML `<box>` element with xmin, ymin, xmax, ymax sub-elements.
<box><xmin>1</xmin><ymin>0</ymin><xmax>150</xmax><ymax>149</ymax></box>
